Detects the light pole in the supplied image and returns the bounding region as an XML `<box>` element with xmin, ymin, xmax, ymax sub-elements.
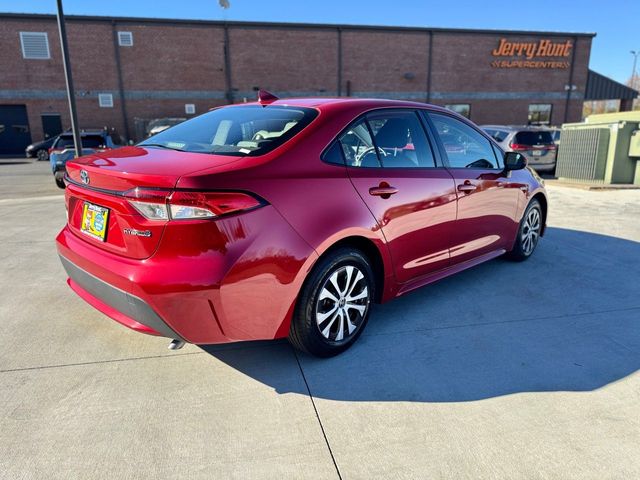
<box><xmin>56</xmin><ymin>0</ymin><xmax>82</xmax><ymax>157</ymax></box>
<box><xmin>631</xmin><ymin>50</ymin><xmax>640</xmax><ymax>83</ymax></box>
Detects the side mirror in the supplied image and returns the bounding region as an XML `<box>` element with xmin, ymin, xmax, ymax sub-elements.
<box><xmin>504</xmin><ymin>151</ymin><xmax>527</xmax><ymax>171</ymax></box>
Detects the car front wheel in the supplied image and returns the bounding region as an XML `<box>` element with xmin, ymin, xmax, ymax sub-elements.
<box><xmin>289</xmin><ymin>248</ymin><xmax>374</xmax><ymax>357</ymax></box>
<box><xmin>37</xmin><ymin>149</ymin><xmax>49</xmax><ymax>162</ymax></box>
<box><xmin>506</xmin><ymin>199</ymin><xmax>542</xmax><ymax>261</ymax></box>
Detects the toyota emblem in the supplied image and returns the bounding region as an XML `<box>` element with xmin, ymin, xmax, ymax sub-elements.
<box><xmin>80</xmin><ymin>170</ymin><xmax>90</xmax><ymax>185</ymax></box>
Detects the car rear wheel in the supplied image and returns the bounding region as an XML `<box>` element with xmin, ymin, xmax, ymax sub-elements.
<box><xmin>506</xmin><ymin>199</ymin><xmax>542</xmax><ymax>261</ymax></box>
<box><xmin>54</xmin><ymin>174</ymin><xmax>66</xmax><ymax>189</ymax></box>
<box><xmin>289</xmin><ymin>248</ymin><xmax>374</xmax><ymax>357</ymax></box>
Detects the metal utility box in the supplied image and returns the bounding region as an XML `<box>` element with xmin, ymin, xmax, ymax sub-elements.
<box><xmin>629</xmin><ymin>130</ymin><xmax>640</xmax><ymax>158</ymax></box>
<box><xmin>556</xmin><ymin>111</ymin><xmax>640</xmax><ymax>185</ymax></box>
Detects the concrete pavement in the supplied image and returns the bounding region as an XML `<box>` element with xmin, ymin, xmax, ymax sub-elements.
<box><xmin>0</xmin><ymin>157</ymin><xmax>62</xmax><ymax>201</ymax></box>
<box><xmin>0</xmin><ymin>161</ymin><xmax>638</xmax><ymax>479</ymax></box>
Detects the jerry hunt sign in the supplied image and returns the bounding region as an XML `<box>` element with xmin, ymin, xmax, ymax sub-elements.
<box><xmin>491</xmin><ymin>38</ymin><xmax>573</xmax><ymax>69</ymax></box>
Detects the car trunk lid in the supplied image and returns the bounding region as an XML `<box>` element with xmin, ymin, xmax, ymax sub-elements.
<box><xmin>64</xmin><ymin>146</ymin><xmax>242</xmax><ymax>259</ymax></box>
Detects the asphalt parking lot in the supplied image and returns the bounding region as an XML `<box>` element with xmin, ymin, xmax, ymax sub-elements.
<box><xmin>1</xmin><ymin>158</ymin><xmax>639</xmax><ymax>479</ymax></box>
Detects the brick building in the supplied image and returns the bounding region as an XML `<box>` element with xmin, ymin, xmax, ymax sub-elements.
<box><xmin>1</xmin><ymin>12</ymin><xmax>629</xmax><ymax>154</ymax></box>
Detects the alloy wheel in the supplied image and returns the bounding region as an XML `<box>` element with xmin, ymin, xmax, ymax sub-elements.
<box><xmin>315</xmin><ymin>265</ymin><xmax>370</xmax><ymax>342</ymax></box>
<box><xmin>521</xmin><ymin>207</ymin><xmax>541</xmax><ymax>255</ymax></box>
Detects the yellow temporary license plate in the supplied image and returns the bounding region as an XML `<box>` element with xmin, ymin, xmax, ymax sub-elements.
<box><xmin>80</xmin><ymin>202</ymin><xmax>109</xmax><ymax>241</ymax></box>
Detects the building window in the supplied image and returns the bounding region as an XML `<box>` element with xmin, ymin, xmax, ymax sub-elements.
<box><xmin>444</xmin><ymin>104</ymin><xmax>471</xmax><ymax>119</ymax></box>
<box><xmin>117</xmin><ymin>31</ymin><xmax>133</xmax><ymax>47</ymax></box>
<box><xmin>528</xmin><ymin>104</ymin><xmax>552</xmax><ymax>125</ymax></box>
<box><xmin>185</xmin><ymin>104</ymin><xmax>196</xmax><ymax>115</ymax></box>
<box><xmin>98</xmin><ymin>93</ymin><xmax>114</xmax><ymax>108</ymax></box>
<box><xmin>20</xmin><ymin>32</ymin><xmax>50</xmax><ymax>59</ymax></box>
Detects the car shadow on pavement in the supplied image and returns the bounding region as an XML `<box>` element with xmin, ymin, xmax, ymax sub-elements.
<box><xmin>201</xmin><ymin>227</ymin><xmax>640</xmax><ymax>403</ymax></box>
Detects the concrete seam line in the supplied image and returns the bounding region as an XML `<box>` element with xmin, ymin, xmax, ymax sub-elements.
<box><xmin>292</xmin><ymin>346</ymin><xmax>343</xmax><ymax>480</ymax></box>
<box><xmin>0</xmin><ymin>195</ymin><xmax>65</xmax><ymax>205</ymax></box>
<box><xmin>0</xmin><ymin>351</ymin><xmax>205</xmax><ymax>374</ymax></box>
<box><xmin>0</xmin><ymin>340</ymin><xmax>289</xmax><ymax>374</ymax></box>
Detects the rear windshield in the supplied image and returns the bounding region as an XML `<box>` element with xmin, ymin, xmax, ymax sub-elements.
<box><xmin>514</xmin><ymin>131</ymin><xmax>554</xmax><ymax>145</ymax></box>
<box><xmin>57</xmin><ymin>135</ymin><xmax>105</xmax><ymax>149</ymax></box>
<box><xmin>139</xmin><ymin>105</ymin><xmax>318</xmax><ymax>156</ymax></box>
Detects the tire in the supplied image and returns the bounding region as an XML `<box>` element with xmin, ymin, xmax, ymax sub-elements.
<box><xmin>289</xmin><ymin>247</ymin><xmax>375</xmax><ymax>357</ymax></box>
<box><xmin>37</xmin><ymin>149</ymin><xmax>49</xmax><ymax>162</ymax></box>
<box><xmin>55</xmin><ymin>175</ymin><xmax>66</xmax><ymax>189</ymax></box>
<box><xmin>506</xmin><ymin>199</ymin><xmax>542</xmax><ymax>261</ymax></box>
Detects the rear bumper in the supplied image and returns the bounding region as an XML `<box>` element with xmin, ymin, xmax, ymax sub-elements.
<box><xmin>60</xmin><ymin>255</ymin><xmax>184</xmax><ymax>340</ymax></box>
<box><xmin>55</xmin><ymin>204</ymin><xmax>318</xmax><ymax>345</ymax></box>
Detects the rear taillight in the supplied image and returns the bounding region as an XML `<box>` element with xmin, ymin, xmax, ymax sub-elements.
<box><xmin>169</xmin><ymin>191</ymin><xmax>262</xmax><ymax>219</ymax></box>
<box><xmin>509</xmin><ymin>143</ymin><xmax>529</xmax><ymax>151</ymax></box>
<box><xmin>124</xmin><ymin>188</ymin><xmax>172</xmax><ymax>220</ymax></box>
<box><xmin>545</xmin><ymin>144</ymin><xmax>557</xmax><ymax>151</ymax></box>
<box><xmin>123</xmin><ymin>188</ymin><xmax>264</xmax><ymax>221</ymax></box>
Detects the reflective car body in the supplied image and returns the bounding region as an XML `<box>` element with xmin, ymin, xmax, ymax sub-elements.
<box><xmin>56</xmin><ymin>98</ymin><xmax>547</xmax><ymax>346</ymax></box>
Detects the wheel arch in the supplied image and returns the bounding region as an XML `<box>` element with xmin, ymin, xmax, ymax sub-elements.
<box><xmin>314</xmin><ymin>235</ymin><xmax>387</xmax><ymax>303</ymax></box>
<box><xmin>531</xmin><ymin>191</ymin><xmax>548</xmax><ymax>236</ymax></box>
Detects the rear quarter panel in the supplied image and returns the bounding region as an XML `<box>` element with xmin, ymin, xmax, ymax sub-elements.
<box><xmin>176</xmin><ymin>104</ymin><xmax>397</xmax><ymax>306</ymax></box>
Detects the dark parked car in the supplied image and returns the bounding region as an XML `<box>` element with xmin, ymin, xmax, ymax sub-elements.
<box><xmin>146</xmin><ymin>117</ymin><xmax>186</xmax><ymax>137</ymax></box>
<box><xmin>481</xmin><ymin>125</ymin><xmax>557</xmax><ymax>173</ymax></box>
<box><xmin>50</xmin><ymin>129</ymin><xmax>121</xmax><ymax>188</ymax></box>
<box><xmin>57</xmin><ymin>94</ymin><xmax>547</xmax><ymax>357</ymax></box>
<box><xmin>25</xmin><ymin>135</ymin><xmax>58</xmax><ymax>161</ymax></box>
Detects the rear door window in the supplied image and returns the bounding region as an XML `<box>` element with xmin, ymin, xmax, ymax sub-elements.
<box><xmin>335</xmin><ymin>110</ymin><xmax>436</xmax><ymax>168</ymax></box>
<box><xmin>55</xmin><ymin>136</ymin><xmax>75</xmax><ymax>149</ymax></box>
<box><xmin>365</xmin><ymin>110</ymin><xmax>436</xmax><ymax>168</ymax></box>
<box><xmin>493</xmin><ymin>130</ymin><xmax>509</xmax><ymax>142</ymax></box>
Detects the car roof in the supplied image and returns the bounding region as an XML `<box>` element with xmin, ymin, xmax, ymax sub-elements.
<box><xmin>229</xmin><ymin>97</ymin><xmax>453</xmax><ymax>115</ymax></box>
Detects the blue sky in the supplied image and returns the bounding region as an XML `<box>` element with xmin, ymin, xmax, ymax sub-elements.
<box><xmin>2</xmin><ymin>0</ymin><xmax>638</xmax><ymax>84</ymax></box>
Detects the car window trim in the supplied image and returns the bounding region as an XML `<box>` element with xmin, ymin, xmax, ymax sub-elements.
<box><xmin>422</xmin><ymin>110</ymin><xmax>504</xmax><ymax>171</ymax></box>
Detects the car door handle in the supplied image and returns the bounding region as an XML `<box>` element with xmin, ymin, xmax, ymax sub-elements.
<box><xmin>369</xmin><ymin>184</ymin><xmax>398</xmax><ymax>197</ymax></box>
<box><xmin>457</xmin><ymin>183</ymin><xmax>477</xmax><ymax>193</ymax></box>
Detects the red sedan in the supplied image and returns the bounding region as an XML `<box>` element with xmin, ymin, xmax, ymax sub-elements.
<box><xmin>56</xmin><ymin>94</ymin><xmax>547</xmax><ymax>357</ymax></box>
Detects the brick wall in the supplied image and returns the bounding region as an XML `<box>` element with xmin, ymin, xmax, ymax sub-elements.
<box><xmin>0</xmin><ymin>14</ymin><xmax>594</xmax><ymax>144</ymax></box>
<box><xmin>341</xmin><ymin>30</ymin><xmax>429</xmax><ymax>97</ymax></box>
<box><xmin>229</xmin><ymin>27</ymin><xmax>338</xmax><ymax>97</ymax></box>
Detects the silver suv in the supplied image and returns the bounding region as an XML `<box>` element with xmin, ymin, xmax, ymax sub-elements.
<box><xmin>481</xmin><ymin>125</ymin><xmax>557</xmax><ymax>173</ymax></box>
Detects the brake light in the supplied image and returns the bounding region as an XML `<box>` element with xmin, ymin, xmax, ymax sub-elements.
<box><xmin>509</xmin><ymin>143</ymin><xmax>529</xmax><ymax>151</ymax></box>
<box><xmin>545</xmin><ymin>144</ymin><xmax>557</xmax><ymax>151</ymax></box>
<box><xmin>169</xmin><ymin>191</ymin><xmax>262</xmax><ymax>219</ymax></box>
<box><xmin>123</xmin><ymin>188</ymin><xmax>264</xmax><ymax>221</ymax></box>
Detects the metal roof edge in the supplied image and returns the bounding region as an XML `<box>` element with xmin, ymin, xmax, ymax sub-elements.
<box><xmin>0</xmin><ymin>12</ymin><xmax>597</xmax><ymax>37</ymax></box>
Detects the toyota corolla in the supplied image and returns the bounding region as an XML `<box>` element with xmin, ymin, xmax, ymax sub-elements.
<box><xmin>56</xmin><ymin>93</ymin><xmax>547</xmax><ymax>357</ymax></box>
